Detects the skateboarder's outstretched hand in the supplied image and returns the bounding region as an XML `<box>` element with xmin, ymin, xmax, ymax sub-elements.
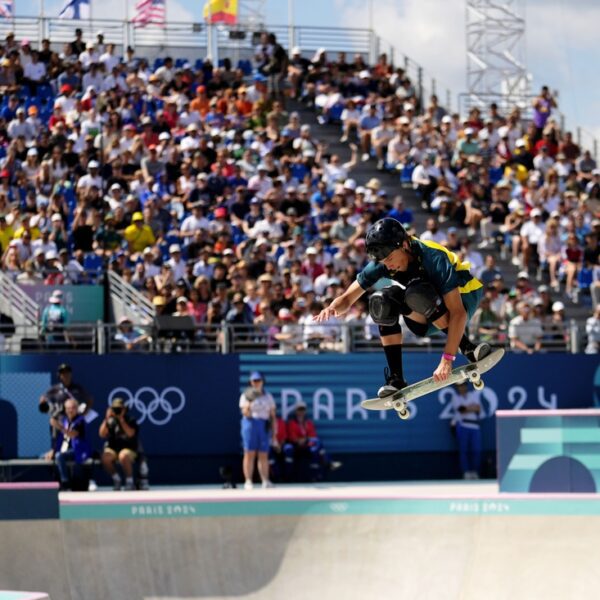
<box><xmin>315</xmin><ymin>305</ymin><xmax>339</xmax><ymax>322</ymax></box>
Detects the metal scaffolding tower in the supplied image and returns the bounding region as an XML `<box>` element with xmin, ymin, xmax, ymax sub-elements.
<box><xmin>236</xmin><ymin>0</ymin><xmax>267</xmax><ymax>30</ymax></box>
<box><xmin>466</xmin><ymin>0</ymin><xmax>530</xmax><ymax>112</ymax></box>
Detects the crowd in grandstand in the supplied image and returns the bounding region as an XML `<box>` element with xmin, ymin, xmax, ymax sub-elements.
<box><xmin>0</xmin><ymin>28</ymin><xmax>597</xmax><ymax>354</ymax></box>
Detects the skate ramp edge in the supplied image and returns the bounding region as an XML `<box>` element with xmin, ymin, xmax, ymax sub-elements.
<box><xmin>0</xmin><ymin>594</ymin><xmax>50</xmax><ymax>600</ymax></box>
<box><xmin>2</xmin><ymin>486</ymin><xmax>600</xmax><ymax>600</ymax></box>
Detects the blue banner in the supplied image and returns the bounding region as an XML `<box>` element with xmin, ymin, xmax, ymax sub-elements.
<box><xmin>240</xmin><ymin>353</ymin><xmax>600</xmax><ymax>453</ymax></box>
<box><xmin>0</xmin><ymin>353</ymin><xmax>597</xmax><ymax>458</ymax></box>
<box><xmin>0</xmin><ymin>354</ymin><xmax>241</xmax><ymax>458</ymax></box>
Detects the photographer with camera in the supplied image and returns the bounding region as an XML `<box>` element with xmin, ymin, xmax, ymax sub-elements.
<box><xmin>239</xmin><ymin>371</ymin><xmax>277</xmax><ymax>490</ymax></box>
<box><xmin>44</xmin><ymin>398</ymin><xmax>91</xmax><ymax>490</ymax></box>
<box><xmin>39</xmin><ymin>363</ymin><xmax>94</xmax><ymax>441</ymax></box>
<box><xmin>99</xmin><ymin>397</ymin><xmax>139</xmax><ymax>491</ymax></box>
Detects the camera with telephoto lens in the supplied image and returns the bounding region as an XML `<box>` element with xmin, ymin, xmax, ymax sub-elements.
<box><xmin>112</xmin><ymin>406</ymin><xmax>123</xmax><ymax>416</ymax></box>
<box><xmin>39</xmin><ymin>399</ymin><xmax>63</xmax><ymax>418</ymax></box>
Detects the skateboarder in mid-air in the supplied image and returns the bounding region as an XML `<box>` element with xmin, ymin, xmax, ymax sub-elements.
<box><xmin>316</xmin><ymin>218</ymin><xmax>491</xmax><ymax>399</ymax></box>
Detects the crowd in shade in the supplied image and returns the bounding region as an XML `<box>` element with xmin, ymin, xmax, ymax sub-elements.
<box><xmin>0</xmin><ymin>29</ymin><xmax>598</xmax><ymax>353</ymax></box>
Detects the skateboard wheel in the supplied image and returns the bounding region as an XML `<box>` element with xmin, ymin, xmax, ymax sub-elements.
<box><xmin>473</xmin><ymin>380</ymin><xmax>484</xmax><ymax>391</ymax></box>
<box><xmin>397</xmin><ymin>408</ymin><xmax>410</xmax><ymax>420</ymax></box>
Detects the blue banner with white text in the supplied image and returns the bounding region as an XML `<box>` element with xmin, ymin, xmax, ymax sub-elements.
<box><xmin>0</xmin><ymin>353</ymin><xmax>597</xmax><ymax>458</ymax></box>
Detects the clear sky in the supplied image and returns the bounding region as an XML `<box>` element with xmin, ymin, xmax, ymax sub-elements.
<box><xmin>22</xmin><ymin>0</ymin><xmax>600</xmax><ymax>149</ymax></box>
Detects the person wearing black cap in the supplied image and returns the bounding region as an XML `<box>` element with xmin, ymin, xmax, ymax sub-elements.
<box><xmin>239</xmin><ymin>371</ymin><xmax>277</xmax><ymax>489</ymax></box>
<box><xmin>39</xmin><ymin>363</ymin><xmax>94</xmax><ymax>455</ymax></box>
<box><xmin>99</xmin><ymin>397</ymin><xmax>139</xmax><ymax>490</ymax></box>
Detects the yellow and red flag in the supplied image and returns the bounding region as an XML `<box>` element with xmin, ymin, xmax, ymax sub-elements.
<box><xmin>203</xmin><ymin>0</ymin><xmax>238</xmax><ymax>25</ymax></box>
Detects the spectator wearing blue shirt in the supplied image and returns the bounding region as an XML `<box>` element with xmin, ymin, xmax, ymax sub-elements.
<box><xmin>310</xmin><ymin>180</ymin><xmax>331</xmax><ymax>211</ymax></box>
<box><xmin>45</xmin><ymin>398</ymin><xmax>91</xmax><ymax>491</ymax></box>
<box><xmin>359</xmin><ymin>104</ymin><xmax>382</xmax><ymax>162</ymax></box>
<box><xmin>1</xmin><ymin>94</ymin><xmax>19</xmax><ymax>122</ymax></box>
<box><xmin>386</xmin><ymin>195</ymin><xmax>413</xmax><ymax>226</ymax></box>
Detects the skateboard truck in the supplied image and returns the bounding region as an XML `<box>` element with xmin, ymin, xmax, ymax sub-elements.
<box><xmin>467</xmin><ymin>368</ymin><xmax>485</xmax><ymax>391</ymax></box>
<box><xmin>392</xmin><ymin>399</ymin><xmax>410</xmax><ymax>420</ymax></box>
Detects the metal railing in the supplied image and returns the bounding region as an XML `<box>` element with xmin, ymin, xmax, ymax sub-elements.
<box><xmin>0</xmin><ymin>323</ymin><xmax>97</xmax><ymax>353</ymax></box>
<box><xmin>107</xmin><ymin>270</ymin><xmax>155</xmax><ymax>326</ymax></box>
<box><xmin>0</xmin><ymin>319</ymin><xmax>588</xmax><ymax>355</ymax></box>
<box><xmin>0</xmin><ymin>271</ymin><xmax>39</xmax><ymax>325</ymax></box>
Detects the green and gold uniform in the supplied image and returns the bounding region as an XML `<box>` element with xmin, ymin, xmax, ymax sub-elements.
<box><xmin>357</xmin><ymin>237</ymin><xmax>483</xmax><ymax>337</ymax></box>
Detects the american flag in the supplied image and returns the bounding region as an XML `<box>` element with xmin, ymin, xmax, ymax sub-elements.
<box><xmin>0</xmin><ymin>0</ymin><xmax>13</xmax><ymax>18</ymax></box>
<box><xmin>132</xmin><ymin>0</ymin><xmax>166</xmax><ymax>28</ymax></box>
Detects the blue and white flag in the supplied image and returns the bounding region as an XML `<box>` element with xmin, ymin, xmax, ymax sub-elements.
<box><xmin>59</xmin><ymin>0</ymin><xmax>91</xmax><ymax>19</ymax></box>
<box><xmin>0</xmin><ymin>0</ymin><xmax>14</xmax><ymax>18</ymax></box>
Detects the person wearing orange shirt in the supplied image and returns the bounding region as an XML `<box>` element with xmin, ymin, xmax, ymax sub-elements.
<box><xmin>190</xmin><ymin>85</ymin><xmax>210</xmax><ymax>117</ymax></box>
<box><xmin>235</xmin><ymin>88</ymin><xmax>253</xmax><ymax>117</ymax></box>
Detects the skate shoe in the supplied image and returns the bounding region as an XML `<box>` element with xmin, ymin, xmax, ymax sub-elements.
<box><xmin>377</xmin><ymin>367</ymin><xmax>408</xmax><ymax>399</ymax></box>
<box><xmin>465</xmin><ymin>342</ymin><xmax>491</xmax><ymax>364</ymax></box>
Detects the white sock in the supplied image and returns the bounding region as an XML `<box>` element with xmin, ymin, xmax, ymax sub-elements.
<box><xmin>112</xmin><ymin>473</ymin><xmax>121</xmax><ymax>484</ymax></box>
<box><xmin>125</xmin><ymin>477</ymin><xmax>134</xmax><ymax>486</ymax></box>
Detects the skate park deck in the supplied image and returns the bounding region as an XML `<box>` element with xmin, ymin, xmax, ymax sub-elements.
<box><xmin>2</xmin><ymin>482</ymin><xmax>600</xmax><ymax>600</ymax></box>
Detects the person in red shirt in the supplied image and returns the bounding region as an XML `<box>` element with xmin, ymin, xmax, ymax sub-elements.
<box><xmin>284</xmin><ymin>401</ymin><xmax>341</xmax><ymax>482</ymax></box>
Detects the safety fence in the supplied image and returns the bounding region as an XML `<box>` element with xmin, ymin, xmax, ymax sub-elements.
<box><xmin>0</xmin><ymin>318</ymin><xmax>587</xmax><ymax>355</ymax></box>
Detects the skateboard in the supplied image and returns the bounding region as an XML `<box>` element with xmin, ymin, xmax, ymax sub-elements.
<box><xmin>361</xmin><ymin>348</ymin><xmax>505</xmax><ymax>420</ymax></box>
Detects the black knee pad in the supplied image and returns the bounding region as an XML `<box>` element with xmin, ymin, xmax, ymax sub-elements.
<box><xmin>369</xmin><ymin>286</ymin><xmax>410</xmax><ymax>327</ymax></box>
<box><xmin>378</xmin><ymin>322</ymin><xmax>403</xmax><ymax>337</ymax></box>
<box><xmin>403</xmin><ymin>316</ymin><xmax>430</xmax><ymax>337</ymax></box>
<box><xmin>404</xmin><ymin>281</ymin><xmax>447</xmax><ymax>322</ymax></box>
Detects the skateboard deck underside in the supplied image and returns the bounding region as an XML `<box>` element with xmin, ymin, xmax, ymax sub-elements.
<box><xmin>361</xmin><ymin>348</ymin><xmax>505</xmax><ymax>411</ymax></box>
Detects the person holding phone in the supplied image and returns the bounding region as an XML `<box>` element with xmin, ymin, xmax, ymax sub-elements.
<box><xmin>99</xmin><ymin>397</ymin><xmax>139</xmax><ymax>490</ymax></box>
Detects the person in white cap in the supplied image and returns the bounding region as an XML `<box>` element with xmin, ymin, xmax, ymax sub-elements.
<box><xmin>166</xmin><ymin>243</ymin><xmax>186</xmax><ymax>280</ymax></box>
<box><xmin>519</xmin><ymin>208</ymin><xmax>546</xmax><ymax>271</ymax></box>
<box><xmin>78</xmin><ymin>41</ymin><xmax>99</xmax><ymax>70</ymax></box>
<box><xmin>41</xmin><ymin>290</ymin><xmax>69</xmax><ymax>347</ymax></box>
<box><xmin>247</xmin><ymin>163</ymin><xmax>273</xmax><ymax>200</ymax></box>
<box><xmin>8</xmin><ymin>107</ymin><xmax>36</xmax><ymax>141</ymax></box>
<box><xmin>76</xmin><ymin>159</ymin><xmax>103</xmax><ymax>191</ymax></box>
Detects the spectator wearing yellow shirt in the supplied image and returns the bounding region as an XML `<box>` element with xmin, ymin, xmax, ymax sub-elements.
<box><xmin>124</xmin><ymin>211</ymin><xmax>155</xmax><ymax>254</ymax></box>
<box><xmin>13</xmin><ymin>215</ymin><xmax>41</xmax><ymax>240</ymax></box>
<box><xmin>0</xmin><ymin>215</ymin><xmax>14</xmax><ymax>251</ymax></box>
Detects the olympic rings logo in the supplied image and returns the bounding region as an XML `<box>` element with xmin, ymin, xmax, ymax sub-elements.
<box><xmin>107</xmin><ymin>387</ymin><xmax>186</xmax><ymax>426</ymax></box>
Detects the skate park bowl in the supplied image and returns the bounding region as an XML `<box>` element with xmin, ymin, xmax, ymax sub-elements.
<box><xmin>2</xmin><ymin>483</ymin><xmax>600</xmax><ymax>600</ymax></box>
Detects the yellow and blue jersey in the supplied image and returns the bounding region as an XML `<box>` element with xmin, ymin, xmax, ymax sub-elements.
<box><xmin>357</xmin><ymin>237</ymin><xmax>483</xmax><ymax>319</ymax></box>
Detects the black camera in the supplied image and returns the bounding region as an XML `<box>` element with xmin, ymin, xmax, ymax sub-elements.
<box><xmin>39</xmin><ymin>399</ymin><xmax>63</xmax><ymax>418</ymax></box>
<box><xmin>112</xmin><ymin>407</ymin><xmax>123</xmax><ymax>416</ymax></box>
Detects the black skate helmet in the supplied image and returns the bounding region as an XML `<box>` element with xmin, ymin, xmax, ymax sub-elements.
<box><xmin>365</xmin><ymin>218</ymin><xmax>409</xmax><ymax>262</ymax></box>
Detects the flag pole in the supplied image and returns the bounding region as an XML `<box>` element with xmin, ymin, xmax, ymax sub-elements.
<box><xmin>163</xmin><ymin>0</ymin><xmax>168</xmax><ymax>52</ymax></box>
<box><xmin>123</xmin><ymin>0</ymin><xmax>129</xmax><ymax>53</ymax></box>
<box><xmin>206</xmin><ymin>1</ymin><xmax>213</xmax><ymax>63</ymax></box>
<box><xmin>39</xmin><ymin>0</ymin><xmax>46</xmax><ymax>46</ymax></box>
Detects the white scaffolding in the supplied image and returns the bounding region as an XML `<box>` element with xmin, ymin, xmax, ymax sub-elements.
<box><xmin>465</xmin><ymin>0</ymin><xmax>530</xmax><ymax>112</ymax></box>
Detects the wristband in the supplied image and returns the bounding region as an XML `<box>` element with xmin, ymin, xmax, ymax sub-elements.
<box><xmin>442</xmin><ymin>352</ymin><xmax>456</xmax><ymax>362</ymax></box>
